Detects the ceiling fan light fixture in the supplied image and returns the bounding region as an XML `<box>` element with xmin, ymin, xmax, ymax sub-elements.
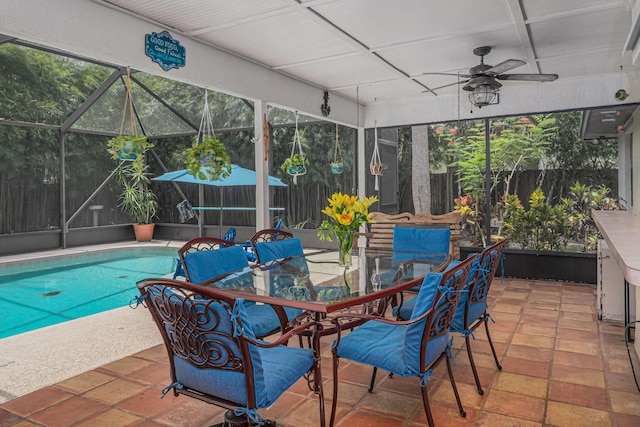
<box><xmin>469</xmin><ymin>84</ymin><xmax>498</xmax><ymax>108</ymax></box>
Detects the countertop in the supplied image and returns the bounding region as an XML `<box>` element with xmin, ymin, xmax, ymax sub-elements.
<box><xmin>593</xmin><ymin>210</ymin><xmax>640</xmax><ymax>286</ymax></box>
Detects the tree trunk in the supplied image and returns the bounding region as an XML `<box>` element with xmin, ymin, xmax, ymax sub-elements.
<box><xmin>411</xmin><ymin>125</ymin><xmax>430</xmax><ymax>213</ymax></box>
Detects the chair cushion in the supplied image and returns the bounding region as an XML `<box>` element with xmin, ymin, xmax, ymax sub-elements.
<box><xmin>393</xmin><ymin>227</ymin><xmax>451</xmax><ymax>255</ymax></box>
<box><xmin>245</xmin><ymin>304</ymin><xmax>302</xmax><ymax>338</ymax></box>
<box><xmin>393</xmin><ymin>270</ymin><xmax>442</xmax><ymax>320</ymax></box>
<box><xmin>183</xmin><ymin>245</ymin><xmax>249</xmax><ymax>284</ymax></box>
<box><xmin>174</xmin><ymin>342</ymin><xmax>314</xmax><ymax>408</ymax></box>
<box><xmin>335</xmin><ymin>320</ymin><xmax>447</xmax><ymax>377</ymax></box>
<box><xmin>450</xmin><ymin>252</ymin><xmax>486</xmax><ymax>332</ymax></box>
<box><xmin>255</xmin><ymin>238</ymin><xmax>304</xmax><ymax>263</ymax></box>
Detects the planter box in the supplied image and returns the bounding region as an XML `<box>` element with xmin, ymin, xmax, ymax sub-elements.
<box><xmin>461</xmin><ymin>246</ymin><xmax>596</xmax><ymax>284</ymax></box>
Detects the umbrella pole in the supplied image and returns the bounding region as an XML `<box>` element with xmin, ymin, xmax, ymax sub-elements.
<box><xmin>219</xmin><ymin>188</ymin><xmax>223</xmax><ymax>238</ymax></box>
<box><xmin>198</xmin><ymin>184</ymin><xmax>204</xmax><ymax>237</ymax></box>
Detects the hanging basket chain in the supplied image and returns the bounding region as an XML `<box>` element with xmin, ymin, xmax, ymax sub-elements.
<box><xmin>119</xmin><ymin>68</ymin><xmax>137</xmax><ymax>137</ymax></box>
<box><xmin>333</xmin><ymin>123</ymin><xmax>342</xmax><ymax>163</ymax></box>
<box><xmin>197</xmin><ymin>89</ymin><xmax>215</xmax><ymax>143</ymax></box>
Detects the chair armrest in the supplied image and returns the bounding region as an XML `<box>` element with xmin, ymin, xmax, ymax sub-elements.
<box><xmin>243</xmin><ymin>319</ymin><xmax>322</xmax><ymax>348</ymax></box>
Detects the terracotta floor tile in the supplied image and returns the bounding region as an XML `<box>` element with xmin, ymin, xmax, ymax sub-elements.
<box><xmin>98</xmin><ymin>356</ymin><xmax>155</xmax><ymax>377</ymax></box>
<box><xmin>0</xmin><ymin>387</ymin><xmax>72</xmax><ymax>417</ymax></box>
<box><xmin>546</xmin><ymin>401</ymin><xmax>612</xmax><ymax>427</ymax></box>
<box><xmin>0</xmin><ymin>408</ymin><xmax>21</xmax><ymax>425</ymax></box>
<box><xmin>54</xmin><ymin>370</ymin><xmax>116</xmax><ymax>394</ymax></box>
<box><xmin>154</xmin><ymin>395</ymin><xmax>226</xmax><ymax>427</ymax></box>
<box><xmin>519</xmin><ymin>314</ymin><xmax>558</xmax><ymax>327</ymax></box>
<box><xmin>561</xmin><ymin>303</ymin><xmax>595</xmax><ymax>314</ymax></box>
<box><xmin>334</xmin><ymin>409</ymin><xmax>406</xmax><ymax>427</ymax></box>
<box><xmin>126</xmin><ymin>361</ymin><xmax>172</xmax><ymax>386</ymax></box>
<box><xmin>411</xmin><ymin>400</ymin><xmax>476</xmax><ymax>427</ymax></box>
<box><xmin>613</xmin><ymin>412</ymin><xmax>640</xmax><ymax>427</ymax></box>
<box><xmin>482</xmin><ymin>389</ymin><xmax>545</xmax><ymax>422</ymax></box>
<box><xmin>133</xmin><ymin>345</ymin><xmax>168</xmax><ymax>362</ymax></box>
<box><xmin>357</xmin><ymin>388</ymin><xmax>421</xmax><ymax>418</ymax></box>
<box><xmin>548</xmin><ymin>380</ymin><xmax>609</xmax><ymax>410</ymax></box>
<box><xmin>492</xmin><ymin>303</ymin><xmax>524</xmax><ymax>314</ymax></box>
<box><xmin>605</xmin><ymin>370</ymin><xmax>640</xmax><ymax>393</ymax></box>
<box><xmin>430</xmin><ymin>378</ymin><xmax>485</xmax><ymax>409</ymax></box>
<box><xmin>606</xmin><ymin>356</ymin><xmax>635</xmax><ymax>374</ymax></box>
<box><xmin>609</xmin><ymin>389</ymin><xmax>640</xmax><ymax>416</ymax></box>
<box><xmin>28</xmin><ymin>396</ymin><xmax>108</xmax><ymax>427</ymax></box>
<box><xmin>556</xmin><ymin>327</ymin><xmax>599</xmax><ymax>342</ymax></box>
<box><xmin>551</xmin><ymin>365</ymin><xmax>605</xmax><ymax>388</ymax></box>
<box><xmin>559</xmin><ymin>311</ymin><xmax>596</xmax><ymax>322</ymax></box>
<box><xmin>117</xmin><ymin>387</ymin><xmax>180</xmax><ymax>418</ymax></box>
<box><xmin>72</xmin><ymin>407</ymin><xmax>142</xmax><ymax>427</ymax></box>
<box><xmin>472</xmin><ymin>411</ymin><xmax>542</xmax><ymax>427</ymax></box>
<box><xmin>516</xmin><ymin>323</ymin><xmax>557</xmax><ymax>337</ymax></box>
<box><xmin>511</xmin><ymin>333</ymin><xmax>555</xmax><ymax>349</ymax></box>
<box><xmin>555</xmin><ymin>337</ymin><xmax>600</xmax><ymax>356</ymax></box>
<box><xmin>278</xmin><ymin>398</ymin><xmax>332</xmax><ymax>427</ymax></box>
<box><xmin>558</xmin><ymin>318</ymin><xmax>598</xmax><ymax>331</ymax></box>
<box><xmin>521</xmin><ymin>306</ymin><xmax>559</xmax><ymax>317</ymax></box>
<box><xmin>601</xmin><ymin>331</ymin><xmax>629</xmax><ymax>346</ymax></box>
<box><xmin>83</xmin><ymin>378</ymin><xmax>149</xmax><ymax>405</ymax></box>
<box><xmin>506</xmin><ymin>344</ymin><xmax>553</xmax><ymax>363</ymax></box>
<box><xmin>553</xmin><ymin>350</ymin><xmax>603</xmax><ymax>370</ymax></box>
<box><xmin>501</xmin><ymin>357</ymin><xmax>550</xmax><ymax>379</ymax></box>
<box><xmin>493</xmin><ymin>372</ymin><xmax>547</xmax><ymax>399</ymax></box>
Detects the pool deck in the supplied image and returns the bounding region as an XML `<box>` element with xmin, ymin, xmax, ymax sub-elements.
<box><xmin>0</xmin><ymin>240</ymin><xmax>185</xmax><ymax>404</ymax></box>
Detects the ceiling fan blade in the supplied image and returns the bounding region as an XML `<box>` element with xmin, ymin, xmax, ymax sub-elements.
<box><xmin>422</xmin><ymin>72</ymin><xmax>472</xmax><ymax>78</ymax></box>
<box><xmin>430</xmin><ymin>80</ymin><xmax>469</xmax><ymax>91</ymax></box>
<box><xmin>485</xmin><ymin>59</ymin><xmax>526</xmax><ymax>75</ymax></box>
<box><xmin>497</xmin><ymin>73</ymin><xmax>558</xmax><ymax>82</ymax></box>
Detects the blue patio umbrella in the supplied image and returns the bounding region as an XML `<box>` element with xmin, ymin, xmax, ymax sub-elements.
<box><xmin>154</xmin><ymin>164</ymin><xmax>287</xmax><ymax>237</ymax></box>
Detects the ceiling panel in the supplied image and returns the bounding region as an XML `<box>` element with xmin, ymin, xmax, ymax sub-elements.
<box><xmin>313</xmin><ymin>0</ymin><xmax>516</xmax><ymax>49</ymax></box>
<box><xmin>522</xmin><ymin>0</ymin><xmax>628</xmax><ymax>21</ymax></box>
<box><xmin>197</xmin><ymin>10</ymin><xmax>356</xmax><ymax>67</ymax></box>
<box><xmin>530</xmin><ymin>7</ymin><xmax>630</xmax><ymax>58</ymax></box>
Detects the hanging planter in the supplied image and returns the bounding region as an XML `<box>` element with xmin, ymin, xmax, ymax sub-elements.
<box><xmin>185</xmin><ymin>134</ymin><xmax>231</xmax><ymax>180</ymax></box>
<box><xmin>330</xmin><ymin>123</ymin><xmax>344</xmax><ymax>174</ymax></box>
<box><xmin>107</xmin><ymin>135</ymin><xmax>152</xmax><ymax>161</ymax></box>
<box><xmin>281</xmin><ymin>111</ymin><xmax>307</xmax><ymax>184</ymax></box>
<box><xmin>184</xmin><ymin>90</ymin><xmax>232</xmax><ymax>181</ymax></box>
<box><xmin>370</xmin><ymin>116</ymin><xmax>387</xmax><ymax>190</ymax></box>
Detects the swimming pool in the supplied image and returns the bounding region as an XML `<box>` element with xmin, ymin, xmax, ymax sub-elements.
<box><xmin>0</xmin><ymin>248</ymin><xmax>177</xmax><ymax>339</ymax></box>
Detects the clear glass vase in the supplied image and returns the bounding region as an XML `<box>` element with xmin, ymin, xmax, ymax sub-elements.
<box><xmin>336</xmin><ymin>229</ymin><xmax>355</xmax><ymax>267</ymax></box>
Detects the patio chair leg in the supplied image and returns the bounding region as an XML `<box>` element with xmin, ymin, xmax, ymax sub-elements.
<box><xmin>484</xmin><ymin>317</ymin><xmax>502</xmax><ymax>370</ymax></box>
<box><xmin>419</xmin><ymin>379</ymin><xmax>436</xmax><ymax>427</ymax></box>
<box><xmin>368</xmin><ymin>367</ymin><xmax>378</xmax><ymax>393</ymax></box>
<box><xmin>465</xmin><ymin>334</ymin><xmax>484</xmax><ymax>395</ymax></box>
<box><xmin>329</xmin><ymin>352</ymin><xmax>340</xmax><ymax>427</ymax></box>
<box><xmin>445</xmin><ymin>355</ymin><xmax>466</xmax><ymax>418</ymax></box>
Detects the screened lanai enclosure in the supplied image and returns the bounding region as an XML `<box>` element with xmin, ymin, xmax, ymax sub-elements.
<box><xmin>0</xmin><ymin>38</ymin><xmax>633</xmax><ymax>256</ymax></box>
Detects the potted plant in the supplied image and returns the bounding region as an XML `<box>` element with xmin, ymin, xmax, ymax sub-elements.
<box><xmin>107</xmin><ymin>136</ymin><xmax>158</xmax><ymax>241</ymax></box>
<box><xmin>107</xmin><ymin>135</ymin><xmax>153</xmax><ymax>161</ymax></box>
<box><xmin>184</xmin><ymin>135</ymin><xmax>232</xmax><ymax>181</ymax></box>
<box><xmin>281</xmin><ymin>153</ymin><xmax>309</xmax><ymax>176</ymax></box>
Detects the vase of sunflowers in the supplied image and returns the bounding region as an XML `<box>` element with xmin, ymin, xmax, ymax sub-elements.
<box><xmin>317</xmin><ymin>192</ymin><xmax>379</xmax><ymax>267</ymax></box>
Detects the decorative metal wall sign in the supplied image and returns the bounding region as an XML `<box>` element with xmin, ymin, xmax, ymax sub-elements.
<box><xmin>145</xmin><ymin>31</ymin><xmax>186</xmax><ymax>71</ymax></box>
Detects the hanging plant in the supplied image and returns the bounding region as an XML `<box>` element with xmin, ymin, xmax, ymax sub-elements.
<box><xmin>183</xmin><ymin>89</ymin><xmax>232</xmax><ymax>181</ymax></box>
<box><xmin>330</xmin><ymin>123</ymin><xmax>344</xmax><ymax>174</ymax></box>
<box><xmin>185</xmin><ymin>134</ymin><xmax>232</xmax><ymax>180</ymax></box>
<box><xmin>281</xmin><ymin>111</ymin><xmax>307</xmax><ymax>184</ymax></box>
<box><xmin>281</xmin><ymin>153</ymin><xmax>309</xmax><ymax>175</ymax></box>
<box><xmin>107</xmin><ymin>135</ymin><xmax>153</xmax><ymax>161</ymax></box>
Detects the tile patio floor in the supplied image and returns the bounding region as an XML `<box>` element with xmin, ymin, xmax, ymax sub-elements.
<box><xmin>1</xmin><ymin>278</ymin><xmax>640</xmax><ymax>426</ymax></box>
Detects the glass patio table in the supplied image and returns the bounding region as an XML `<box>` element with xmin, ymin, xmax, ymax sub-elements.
<box><xmin>203</xmin><ymin>246</ymin><xmax>452</xmax><ymax>315</ymax></box>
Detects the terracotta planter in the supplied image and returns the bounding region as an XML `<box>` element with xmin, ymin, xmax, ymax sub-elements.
<box><xmin>133</xmin><ymin>223</ymin><xmax>155</xmax><ymax>242</ymax></box>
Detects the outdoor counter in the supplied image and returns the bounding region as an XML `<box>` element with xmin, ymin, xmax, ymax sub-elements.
<box><xmin>593</xmin><ymin>210</ymin><xmax>640</xmax><ymax>354</ymax></box>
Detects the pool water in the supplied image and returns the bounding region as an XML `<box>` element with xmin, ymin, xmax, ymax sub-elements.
<box><xmin>0</xmin><ymin>249</ymin><xmax>177</xmax><ymax>339</ymax></box>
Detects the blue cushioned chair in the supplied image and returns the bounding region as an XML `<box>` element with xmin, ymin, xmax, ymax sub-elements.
<box><xmin>395</xmin><ymin>238</ymin><xmax>507</xmax><ymax>395</ymax></box>
<box><xmin>328</xmin><ymin>254</ymin><xmax>477</xmax><ymax>427</ymax></box>
<box><xmin>249</xmin><ymin>228</ymin><xmax>294</xmax><ymax>263</ymax></box>
<box><xmin>178</xmin><ymin>237</ymin><xmax>295</xmax><ymax>339</ymax></box>
<box><xmin>137</xmin><ymin>278</ymin><xmax>325</xmax><ymax>427</ymax></box>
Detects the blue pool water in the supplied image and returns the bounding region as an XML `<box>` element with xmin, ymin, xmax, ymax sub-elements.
<box><xmin>0</xmin><ymin>249</ymin><xmax>177</xmax><ymax>339</ymax></box>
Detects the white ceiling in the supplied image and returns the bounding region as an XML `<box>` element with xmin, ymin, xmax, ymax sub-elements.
<box><xmin>94</xmin><ymin>0</ymin><xmax>639</xmax><ymax>107</ymax></box>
